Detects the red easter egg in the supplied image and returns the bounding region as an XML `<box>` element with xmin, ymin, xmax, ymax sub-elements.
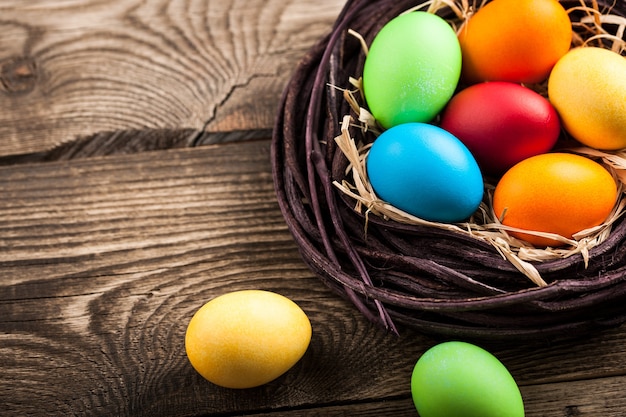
<box><xmin>440</xmin><ymin>81</ymin><xmax>561</xmax><ymax>175</ymax></box>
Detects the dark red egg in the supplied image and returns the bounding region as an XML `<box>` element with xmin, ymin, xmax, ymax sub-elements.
<box><xmin>439</xmin><ymin>81</ymin><xmax>561</xmax><ymax>175</ymax></box>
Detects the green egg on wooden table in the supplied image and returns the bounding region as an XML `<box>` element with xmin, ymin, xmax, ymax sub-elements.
<box><xmin>362</xmin><ymin>11</ymin><xmax>462</xmax><ymax>129</ymax></box>
<box><xmin>411</xmin><ymin>341</ymin><xmax>524</xmax><ymax>417</ymax></box>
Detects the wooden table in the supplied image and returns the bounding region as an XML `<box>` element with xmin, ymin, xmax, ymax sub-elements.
<box><xmin>2</xmin><ymin>1</ymin><xmax>626</xmax><ymax>415</ymax></box>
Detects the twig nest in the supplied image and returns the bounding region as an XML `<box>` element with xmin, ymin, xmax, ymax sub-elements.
<box><xmin>271</xmin><ymin>0</ymin><xmax>626</xmax><ymax>340</ymax></box>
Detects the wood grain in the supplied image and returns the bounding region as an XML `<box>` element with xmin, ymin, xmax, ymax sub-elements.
<box><xmin>2</xmin><ymin>139</ymin><xmax>626</xmax><ymax>416</ymax></box>
<box><xmin>3</xmin><ymin>0</ymin><xmax>626</xmax><ymax>415</ymax></box>
<box><xmin>0</xmin><ymin>140</ymin><xmax>429</xmax><ymax>416</ymax></box>
<box><xmin>0</xmin><ymin>0</ymin><xmax>344</xmax><ymax>158</ymax></box>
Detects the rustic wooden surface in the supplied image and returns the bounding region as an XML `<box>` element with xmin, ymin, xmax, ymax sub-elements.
<box><xmin>2</xmin><ymin>0</ymin><xmax>626</xmax><ymax>416</ymax></box>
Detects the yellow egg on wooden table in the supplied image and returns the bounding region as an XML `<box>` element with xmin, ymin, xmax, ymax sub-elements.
<box><xmin>185</xmin><ymin>290</ymin><xmax>312</xmax><ymax>389</ymax></box>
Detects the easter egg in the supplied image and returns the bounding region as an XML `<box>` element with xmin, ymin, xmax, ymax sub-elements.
<box><xmin>548</xmin><ymin>47</ymin><xmax>626</xmax><ymax>150</ymax></box>
<box><xmin>362</xmin><ymin>12</ymin><xmax>462</xmax><ymax>129</ymax></box>
<box><xmin>411</xmin><ymin>341</ymin><xmax>524</xmax><ymax>417</ymax></box>
<box><xmin>440</xmin><ymin>81</ymin><xmax>561</xmax><ymax>175</ymax></box>
<box><xmin>366</xmin><ymin>123</ymin><xmax>484</xmax><ymax>223</ymax></box>
<box><xmin>185</xmin><ymin>290</ymin><xmax>312</xmax><ymax>389</ymax></box>
<box><xmin>458</xmin><ymin>0</ymin><xmax>571</xmax><ymax>84</ymax></box>
<box><xmin>493</xmin><ymin>153</ymin><xmax>618</xmax><ymax>247</ymax></box>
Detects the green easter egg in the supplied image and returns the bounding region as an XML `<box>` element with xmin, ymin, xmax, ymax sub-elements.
<box><xmin>411</xmin><ymin>341</ymin><xmax>525</xmax><ymax>417</ymax></box>
<box><xmin>362</xmin><ymin>12</ymin><xmax>462</xmax><ymax>129</ymax></box>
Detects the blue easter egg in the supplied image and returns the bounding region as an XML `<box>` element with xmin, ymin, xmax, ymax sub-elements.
<box><xmin>366</xmin><ymin>123</ymin><xmax>484</xmax><ymax>223</ymax></box>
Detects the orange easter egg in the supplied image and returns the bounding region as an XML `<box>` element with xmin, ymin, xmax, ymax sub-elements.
<box><xmin>458</xmin><ymin>0</ymin><xmax>572</xmax><ymax>84</ymax></box>
<box><xmin>493</xmin><ymin>153</ymin><xmax>617</xmax><ymax>247</ymax></box>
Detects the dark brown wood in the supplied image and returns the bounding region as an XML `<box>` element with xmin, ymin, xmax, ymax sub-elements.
<box><xmin>2</xmin><ymin>0</ymin><xmax>626</xmax><ymax>415</ymax></box>
<box><xmin>0</xmin><ymin>0</ymin><xmax>344</xmax><ymax>159</ymax></box>
<box><xmin>0</xmin><ymin>141</ymin><xmax>428</xmax><ymax>416</ymax></box>
<box><xmin>2</xmin><ymin>140</ymin><xmax>626</xmax><ymax>416</ymax></box>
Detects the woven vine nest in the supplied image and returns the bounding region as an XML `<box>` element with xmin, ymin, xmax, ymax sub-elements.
<box><xmin>272</xmin><ymin>0</ymin><xmax>626</xmax><ymax>340</ymax></box>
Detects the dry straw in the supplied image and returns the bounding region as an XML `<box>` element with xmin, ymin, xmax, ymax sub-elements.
<box><xmin>333</xmin><ymin>113</ymin><xmax>626</xmax><ymax>287</ymax></box>
<box><xmin>272</xmin><ymin>0</ymin><xmax>626</xmax><ymax>340</ymax></box>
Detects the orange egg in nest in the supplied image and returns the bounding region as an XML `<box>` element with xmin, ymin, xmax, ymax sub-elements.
<box><xmin>493</xmin><ymin>153</ymin><xmax>618</xmax><ymax>247</ymax></box>
<box><xmin>458</xmin><ymin>0</ymin><xmax>572</xmax><ymax>84</ymax></box>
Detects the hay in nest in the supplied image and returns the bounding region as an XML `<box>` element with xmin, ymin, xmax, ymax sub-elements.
<box><xmin>333</xmin><ymin>113</ymin><xmax>626</xmax><ymax>287</ymax></box>
<box><xmin>271</xmin><ymin>0</ymin><xmax>626</xmax><ymax>340</ymax></box>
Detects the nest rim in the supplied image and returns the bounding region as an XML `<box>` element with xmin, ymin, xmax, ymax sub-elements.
<box><xmin>271</xmin><ymin>0</ymin><xmax>626</xmax><ymax>341</ymax></box>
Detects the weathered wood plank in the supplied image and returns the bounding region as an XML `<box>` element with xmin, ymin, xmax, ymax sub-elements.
<box><xmin>522</xmin><ymin>375</ymin><xmax>626</xmax><ymax>417</ymax></box>
<box><xmin>0</xmin><ymin>140</ymin><xmax>432</xmax><ymax>416</ymax></box>
<box><xmin>238</xmin><ymin>374</ymin><xmax>626</xmax><ymax>416</ymax></box>
<box><xmin>2</xmin><ymin>141</ymin><xmax>626</xmax><ymax>416</ymax></box>
<box><xmin>0</xmin><ymin>0</ymin><xmax>344</xmax><ymax>158</ymax></box>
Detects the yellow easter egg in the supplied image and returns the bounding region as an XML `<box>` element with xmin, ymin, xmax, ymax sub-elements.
<box><xmin>548</xmin><ymin>47</ymin><xmax>626</xmax><ymax>150</ymax></box>
<box><xmin>185</xmin><ymin>290</ymin><xmax>312</xmax><ymax>389</ymax></box>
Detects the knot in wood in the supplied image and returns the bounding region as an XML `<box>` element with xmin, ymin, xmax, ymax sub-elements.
<box><xmin>0</xmin><ymin>56</ymin><xmax>38</xmax><ymax>95</ymax></box>
<box><xmin>564</xmin><ymin>405</ymin><xmax>582</xmax><ymax>416</ymax></box>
